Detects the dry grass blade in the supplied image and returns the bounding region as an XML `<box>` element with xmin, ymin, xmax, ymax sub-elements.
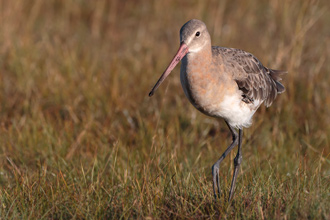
<box><xmin>0</xmin><ymin>0</ymin><xmax>329</xmax><ymax>219</ymax></box>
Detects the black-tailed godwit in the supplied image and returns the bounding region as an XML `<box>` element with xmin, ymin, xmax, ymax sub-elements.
<box><xmin>149</xmin><ymin>19</ymin><xmax>286</xmax><ymax>201</ymax></box>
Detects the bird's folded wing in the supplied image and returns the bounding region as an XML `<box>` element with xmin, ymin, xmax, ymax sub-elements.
<box><xmin>213</xmin><ymin>47</ymin><xmax>286</xmax><ymax>107</ymax></box>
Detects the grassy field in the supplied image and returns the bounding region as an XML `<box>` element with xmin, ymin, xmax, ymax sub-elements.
<box><xmin>0</xmin><ymin>0</ymin><xmax>329</xmax><ymax>219</ymax></box>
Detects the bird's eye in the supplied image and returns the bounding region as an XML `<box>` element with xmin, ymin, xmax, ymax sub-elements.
<box><xmin>195</xmin><ymin>31</ymin><xmax>200</xmax><ymax>37</ymax></box>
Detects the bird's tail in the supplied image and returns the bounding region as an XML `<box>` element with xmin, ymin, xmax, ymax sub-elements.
<box><xmin>269</xmin><ymin>69</ymin><xmax>286</xmax><ymax>94</ymax></box>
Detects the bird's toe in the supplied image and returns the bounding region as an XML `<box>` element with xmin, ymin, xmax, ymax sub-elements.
<box><xmin>212</xmin><ymin>163</ymin><xmax>221</xmax><ymax>199</ymax></box>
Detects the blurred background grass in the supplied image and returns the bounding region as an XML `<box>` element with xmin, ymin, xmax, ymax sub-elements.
<box><xmin>0</xmin><ymin>0</ymin><xmax>329</xmax><ymax>219</ymax></box>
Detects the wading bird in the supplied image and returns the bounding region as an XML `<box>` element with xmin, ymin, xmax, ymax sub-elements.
<box><xmin>149</xmin><ymin>19</ymin><xmax>286</xmax><ymax>201</ymax></box>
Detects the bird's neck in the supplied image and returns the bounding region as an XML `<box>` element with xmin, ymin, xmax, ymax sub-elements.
<box><xmin>183</xmin><ymin>45</ymin><xmax>213</xmax><ymax>77</ymax></box>
<box><xmin>186</xmin><ymin>45</ymin><xmax>212</xmax><ymax>64</ymax></box>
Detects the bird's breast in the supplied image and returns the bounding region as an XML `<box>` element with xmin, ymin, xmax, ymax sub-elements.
<box><xmin>180</xmin><ymin>52</ymin><xmax>238</xmax><ymax>117</ymax></box>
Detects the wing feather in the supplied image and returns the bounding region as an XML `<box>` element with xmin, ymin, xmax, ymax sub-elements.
<box><xmin>212</xmin><ymin>47</ymin><xmax>286</xmax><ymax>107</ymax></box>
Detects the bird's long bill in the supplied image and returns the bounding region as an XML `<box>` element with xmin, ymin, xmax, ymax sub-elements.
<box><xmin>148</xmin><ymin>43</ymin><xmax>188</xmax><ymax>97</ymax></box>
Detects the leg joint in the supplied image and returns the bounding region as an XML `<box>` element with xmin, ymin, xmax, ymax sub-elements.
<box><xmin>232</xmin><ymin>132</ymin><xmax>238</xmax><ymax>142</ymax></box>
<box><xmin>234</xmin><ymin>155</ymin><xmax>242</xmax><ymax>166</ymax></box>
<box><xmin>233</xmin><ymin>136</ymin><xmax>238</xmax><ymax>145</ymax></box>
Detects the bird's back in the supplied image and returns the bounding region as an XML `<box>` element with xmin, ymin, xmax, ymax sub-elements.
<box><xmin>212</xmin><ymin>47</ymin><xmax>286</xmax><ymax>107</ymax></box>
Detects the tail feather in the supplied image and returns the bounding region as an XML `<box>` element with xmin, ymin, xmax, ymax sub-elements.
<box><xmin>263</xmin><ymin>68</ymin><xmax>287</xmax><ymax>107</ymax></box>
<box><xmin>269</xmin><ymin>69</ymin><xmax>287</xmax><ymax>81</ymax></box>
<box><xmin>269</xmin><ymin>69</ymin><xmax>287</xmax><ymax>93</ymax></box>
<box><xmin>275</xmin><ymin>81</ymin><xmax>285</xmax><ymax>93</ymax></box>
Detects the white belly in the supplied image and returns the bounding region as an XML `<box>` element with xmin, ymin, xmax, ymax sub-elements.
<box><xmin>215</xmin><ymin>93</ymin><xmax>261</xmax><ymax>128</ymax></box>
<box><xmin>181</xmin><ymin>78</ymin><xmax>261</xmax><ymax>128</ymax></box>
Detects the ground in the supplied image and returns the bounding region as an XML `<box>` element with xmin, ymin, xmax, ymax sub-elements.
<box><xmin>0</xmin><ymin>0</ymin><xmax>329</xmax><ymax>219</ymax></box>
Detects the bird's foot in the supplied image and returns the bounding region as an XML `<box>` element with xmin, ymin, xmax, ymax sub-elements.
<box><xmin>228</xmin><ymin>155</ymin><xmax>243</xmax><ymax>201</ymax></box>
<box><xmin>212</xmin><ymin>162</ymin><xmax>221</xmax><ymax>199</ymax></box>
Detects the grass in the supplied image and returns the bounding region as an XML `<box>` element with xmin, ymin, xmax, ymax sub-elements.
<box><xmin>0</xmin><ymin>0</ymin><xmax>329</xmax><ymax>219</ymax></box>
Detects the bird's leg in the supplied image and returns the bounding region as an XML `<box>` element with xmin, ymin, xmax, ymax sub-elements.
<box><xmin>228</xmin><ymin>128</ymin><xmax>243</xmax><ymax>202</ymax></box>
<box><xmin>212</xmin><ymin>121</ymin><xmax>238</xmax><ymax>199</ymax></box>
